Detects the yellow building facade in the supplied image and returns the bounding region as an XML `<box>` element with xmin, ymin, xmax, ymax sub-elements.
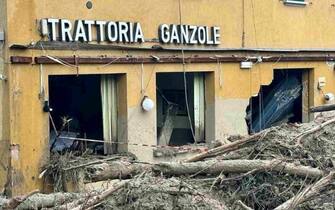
<box><xmin>1</xmin><ymin>0</ymin><xmax>335</xmax><ymax>195</ymax></box>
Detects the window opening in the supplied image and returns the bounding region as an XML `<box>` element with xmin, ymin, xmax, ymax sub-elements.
<box><xmin>156</xmin><ymin>72</ymin><xmax>205</xmax><ymax>146</ymax></box>
<box><xmin>246</xmin><ymin>70</ymin><xmax>305</xmax><ymax>133</ymax></box>
<box><xmin>48</xmin><ymin>74</ymin><xmax>118</xmax><ymax>155</ymax></box>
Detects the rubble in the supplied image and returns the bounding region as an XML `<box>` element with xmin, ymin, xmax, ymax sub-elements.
<box><xmin>1</xmin><ymin>115</ymin><xmax>335</xmax><ymax>210</ymax></box>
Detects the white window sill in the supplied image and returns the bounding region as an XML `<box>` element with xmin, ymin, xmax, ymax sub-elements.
<box><xmin>284</xmin><ymin>0</ymin><xmax>308</xmax><ymax>6</ymax></box>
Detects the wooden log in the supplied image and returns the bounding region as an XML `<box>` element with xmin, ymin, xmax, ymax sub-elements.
<box><xmin>87</xmin><ymin>158</ymin><xmax>323</xmax><ymax>182</ymax></box>
<box><xmin>1</xmin><ymin>190</ymin><xmax>39</xmax><ymax>209</ymax></box>
<box><xmin>15</xmin><ymin>193</ymin><xmax>81</xmax><ymax>210</ymax></box>
<box><xmin>153</xmin><ymin>159</ymin><xmax>324</xmax><ymax>178</ymax></box>
<box><xmin>274</xmin><ymin>171</ymin><xmax>335</xmax><ymax>210</ymax></box>
<box><xmin>184</xmin><ymin>130</ymin><xmax>271</xmax><ymax>162</ymax></box>
<box><xmin>87</xmin><ymin>161</ymin><xmax>151</xmax><ymax>182</ymax></box>
<box><xmin>310</xmin><ymin>104</ymin><xmax>335</xmax><ymax>113</ymax></box>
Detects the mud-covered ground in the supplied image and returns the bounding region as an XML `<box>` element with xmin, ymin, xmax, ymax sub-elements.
<box><xmin>4</xmin><ymin>113</ymin><xmax>335</xmax><ymax>210</ymax></box>
<box><xmin>86</xmin><ymin>115</ymin><xmax>335</xmax><ymax>209</ymax></box>
<box><xmin>102</xmin><ymin>114</ymin><xmax>335</xmax><ymax>210</ymax></box>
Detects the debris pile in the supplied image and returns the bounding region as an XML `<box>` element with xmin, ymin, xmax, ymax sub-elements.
<box><xmin>1</xmin><ymin>115</ymin><xmax>335</xmax><ymax>210</ymax></box>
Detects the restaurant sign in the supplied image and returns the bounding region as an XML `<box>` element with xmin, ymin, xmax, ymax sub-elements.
<box><xmin>40</xmin><ymin>19</ymin><xmax>221</xmax><ymax>45</ymax></box>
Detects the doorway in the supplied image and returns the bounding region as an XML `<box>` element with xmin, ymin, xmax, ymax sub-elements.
<box><xmin>156</xmin><ymin>72</ymin><xmax>206</xmax><ymax>146</ymax></box>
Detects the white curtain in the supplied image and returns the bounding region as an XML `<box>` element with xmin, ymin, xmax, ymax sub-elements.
<box><xmin>101</xmin><ymin>75</ymin><xmax>117</xmax><ymax>155</ymax></box>
<box><xmin>194</xmin><ymin>73</ymin><xmax>205</xmax><ymax>143</ymax></box>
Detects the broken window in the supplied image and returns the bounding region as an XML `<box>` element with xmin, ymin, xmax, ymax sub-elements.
<box><xmin>246</xmin><ymin>70</ymin><xmax>307</xmax><ymax>133</ymax></box>
<box><xmin>48</xmin><ymin>74</ymin><xmax>118</xmax><ymax>154</ymax></box>
<box><xmin>156</xmin><ymin>72</ymin><xmax>205</xmax><ymax>146</ymax></box>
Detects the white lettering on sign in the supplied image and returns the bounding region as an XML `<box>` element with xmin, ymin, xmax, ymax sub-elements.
<box><xmin>59</xmin><ymin>19</ymin><xmax>73</xmax><ymax>42</ymax></box>
<box><xmin>40</xmin><ymin>18</ymin><xmax>221</xmax><ymax>45</ymax></box>
<box><xmin>47</xmin><ymin>18</ymin><xmax>59</xmax><ymax>41</ymax></box>
<box><xmin>96</xmin><ymin>20</ymin><xmax>107</xmax><ymax>42</ymax></box>
<box><xmin>159</xmin><ymin>24</ymin><xmax>220</xmax><ymax>45</ymax></box>
<box><xmin>74</xmin><ymin>20</ymin><xmax>87</xmax><ymax>42</ymax></box>
<box><xmin>41</xmin><ymin>18</ymin><xmax>145</xmax><ymax>44</ymax></box>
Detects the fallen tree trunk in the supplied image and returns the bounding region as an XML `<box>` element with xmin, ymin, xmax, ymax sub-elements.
<box><xmin>87</xmin><ymin>161</ymin><xmax>151</xmax><ymax>182</ymax></box>
<box><xmin>15</xmin><ymin>193</ymin><xmax>81</xmax><ymax>210</ymax></box>
<box><xmin>274</xmin><ymin>171</ymin><xmax>335</xmax><ymax>210</ymax></box>
<box><xmin>87</xmin><ymin>159</ymin><xmax>324</xmax><ymax>182</ymax></box>
<box><xmin>1</xmin><ymin>190</ymin><xmax>39</xmax><ymax>209</ymax></box>
<box><xmin>310</xmin><ymin>104</ymin><xmax>335</xmax><ymax>113</ymax></box>
<box><xmin>153</xmin><ymin>159</ymin><xmax>324</xmax><ymax>178</ymax></box>
<box><xmin>184</xmin><ymin>130</ymin><xmax>271</xmax><ymax>163</ymax></box>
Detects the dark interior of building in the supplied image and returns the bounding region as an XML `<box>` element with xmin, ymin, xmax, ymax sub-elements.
<box><xmin>48</xmin><ymin>75</ymin><xmax>104</xmax><ymax>153</ymax></box>
<box><xmin>246</xmin><ymin>70</ymin><xmax>303</xmax><ymax>133</ymax></box>
<box><xmin>156</xmin><ymin>73</ymin><xmax>195</xmax><ymax>146</ymax></box>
